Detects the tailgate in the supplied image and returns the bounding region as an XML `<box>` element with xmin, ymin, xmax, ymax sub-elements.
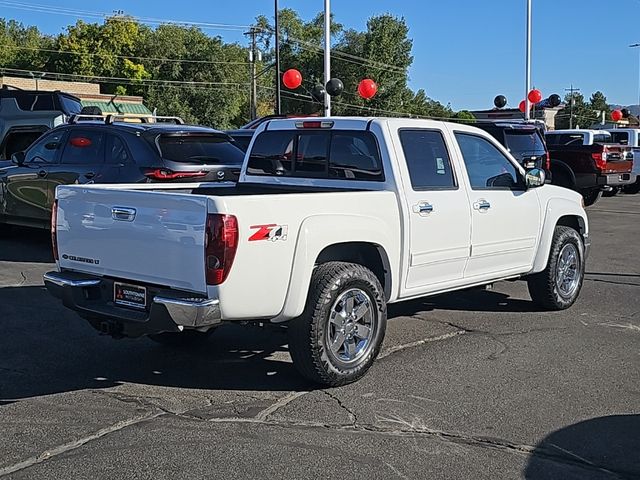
<box><xmin>56</xmin><ymin>186</ymin><xmax>208</xmax><ymax>293</ymax></box>
<box><xmin>602</xmin><ymin>146</ymin><xmax>633</xmax><ymax>174</ymax></box>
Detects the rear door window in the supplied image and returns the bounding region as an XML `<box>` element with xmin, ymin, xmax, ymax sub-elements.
<box><xmin>247</xmin><ymin>130</ymin><xmax>383</xmax><ymax>181</ymax></box>
<box><xmin>106</xmin><ymin>135</ymin><xmax>130</xmax><ymax>164</ymax></box>
<box><xmin>157</xmin><ymin>134</ymin><xmax>244</xmax><ymax>165</ymax></box>
<box><xmin>61</xmin><ymin>129</ymin><xmax>105</xmax><ymax>164</ymax></box>
<box><xmin>399</xmin><ymin>130</ymin><xmax>456</xmax><ymax>189</ymax></box>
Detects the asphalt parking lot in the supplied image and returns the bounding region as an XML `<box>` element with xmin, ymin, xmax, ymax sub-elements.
<box><xmin>0</xmin><ymin>194</ymin><xmax>638</xmax><ymax>480</ymax></box>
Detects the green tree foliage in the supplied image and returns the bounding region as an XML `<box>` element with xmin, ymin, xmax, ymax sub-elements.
<box><xmin>0</xmin><ymin>12</ymin><xmax>499</xmax><ymax>127</ymax></box>
<box><xmin>256</xmin><ymin>10</ymin><xmax>451</xmax><ymax>118</ymax></box>
<box><xmin>555</xmin><ymin>91</ymin><xmax>612</xmax><ymax>129</ymax></box>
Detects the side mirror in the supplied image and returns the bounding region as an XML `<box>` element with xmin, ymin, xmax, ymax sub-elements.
<box><xmin>11</xmin><ymin>151</ymin><xmax>25</xmax><ymax>165</ymax></box>
<box><xmin>525</xmin><ymin>168</ymin><xmax>546</xmax><ymax>188</ymax></box>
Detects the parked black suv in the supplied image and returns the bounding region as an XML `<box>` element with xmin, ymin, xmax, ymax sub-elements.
<box><xmin>473</xmin><ymin>121</ymin><xmax>550</xmax><ymax>173</ymax></box>
<box><xmin>0</xmin><ymin>115</ymin><xmax>244</xmax><ymax>230</ymax></box>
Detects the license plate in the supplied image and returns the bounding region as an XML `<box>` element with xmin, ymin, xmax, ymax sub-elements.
<box><xmin>114</xmin><ymin>282</ymin><xmax>147</xmax><ymax>309</ymax></box>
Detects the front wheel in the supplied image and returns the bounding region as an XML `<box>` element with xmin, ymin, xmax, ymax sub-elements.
<box><xmin>288</xmin><ymin>262</ymin><xmax>387</xmax><ymax>387</ymax></box>
<box><xmin>527</xmin><ymin>226</ymin><xmax>585</xmax><ymax>310</ymax></box>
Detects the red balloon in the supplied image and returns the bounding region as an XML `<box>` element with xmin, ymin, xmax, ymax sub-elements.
<box><xmin>358</xmin><ymin>78</ymin><xmax>378</xmax><ymax>99</ymax></box>
<box><xmin>519</xmin><ymin>100</ymin><xmax>529</xmax><ymax>113</ymax></box>
<box><xmin>528</xmin><ymin>89</ymin><xmax>543</xmax><ymax>104</ymax></box>
<box><xmin>611</xmin><ymin>109</ymin><xmax>623</xmax><ymax>122</ymax></box>
<box><xmin>282</xmin><ymin>69</ymin><xmax>302</xmax><ymax>89</ymax></box>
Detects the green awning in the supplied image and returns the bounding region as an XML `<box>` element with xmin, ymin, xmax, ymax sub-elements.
<box><xmin>80</xmin><ymin>100</ymin><xmax>152</xmax><ymax>115</ymax></box>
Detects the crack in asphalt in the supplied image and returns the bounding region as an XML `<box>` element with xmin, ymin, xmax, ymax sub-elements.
<box><xmin>322</xmin><ymin>390</ymin><xmax>357</xmax><ymax>426</ymax></box>
<box><xmin>0</xmin><ymin>410</ymin><xmax>163</xmax><ymax>478</ymax></box>
<box><xmin>168</xmin><ymin>413</ymin><xmax>629</xmax><ymax>479</ymax></box>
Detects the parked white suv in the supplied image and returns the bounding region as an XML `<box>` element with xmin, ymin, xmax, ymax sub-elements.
<box><xmin>44</xmin><ymin>118</ymin><xmax>590</xmax><ymax>386</ymax></box>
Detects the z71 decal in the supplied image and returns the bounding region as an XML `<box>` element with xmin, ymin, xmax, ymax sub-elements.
<box><xmin>249</xmin><ymin>224</ymin><xmax>288</xmax><ymax>242</ymax></box>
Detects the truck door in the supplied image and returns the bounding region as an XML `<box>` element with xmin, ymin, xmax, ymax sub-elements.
<box><xmin>393</xmin><ymin>128</ymin><xmax>472</xmax><ymax>292</ymax></box>
<box><xmin>452</xmin><ymin>131</ymin><xmax>541</xmax><ymax>278</ymax></box>
<box><xmin>2</xmin><ymin>129</ymin><xmax>65</xmax><ymax>225</ymax></box>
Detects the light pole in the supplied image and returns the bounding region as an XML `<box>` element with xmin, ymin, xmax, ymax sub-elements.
<box><xmin>630</xmin><ymin>43</ymin><xmax>640</xmax><ymax>111</ymax></box>
<box><xmin>275</xmin><ymin>0</ymin><xmax>281</xmax><ymax>115</ymax></box>
<box><xmin>524</xmin><ymin>0</ymin><xmax>532</xmax><ymax>121</ymax></box>
<box><xmin>323</xmin><ymin>0</ymin><xmax>331</xmax><ymax>117</ymax></box>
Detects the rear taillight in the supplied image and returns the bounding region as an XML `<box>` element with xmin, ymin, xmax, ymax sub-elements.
<box><xmin>144</xmin><ymin>168</ymin><xmax>208</xmax><ymax>181</ymax></box>
<box><xmin>592</xmin><ymin>151</ymin><xmax>607</xmax><ymax>170</ymax></box>
<box><xmin>205</xmin><ymin>214</ymin><xmax>238</xmax><ymax>285</ymax></box>
<box><xmin>51</xmin><ymin>200</ymin><xmax>59</xmax><ymax>261</ymax></box>
<box><xmin>544</xmin><ymin>153</ymin><xmax>550</xmax><ymax>172</ymax></box>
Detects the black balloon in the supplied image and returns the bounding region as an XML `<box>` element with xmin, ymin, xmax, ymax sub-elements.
<box><xmin>325</xmin><ymin>78</ymin><xmax>344</xmax><ymax>97</ymax></box>
<box><xmin>494</xmin><ymin>95</ymin><xmax>507</xmax><ymax>109</ymax></box>
<box><xmin>621</xmin><ymin>108</ymin><xmax>630</xmax><ymax>118</ymax></box>
<box><xmin>548</xmin><ymin>94</ymin><xmax>562</xmax><ymax>107</ymax></box>
<box><xmin>311</xmin><ymin>84</ymin><xmax>326</xmax><ymax>102</ymax></box>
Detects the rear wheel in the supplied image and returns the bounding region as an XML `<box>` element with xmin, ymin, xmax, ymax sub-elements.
<box><xmin>148</xmin><ymin>330</ymin><xmax>212</xmax><ymax>347</ymax></box>
<box><xmin>581</xmin><ymin>189</ymin><xmax>602</xmax><ymax>207</ymax></box>
<box><xmin>527</xmin><ymin>226</ymin><xmax>585</xmax><ymax>311</ymax></box>
<box><xmin>602</xmin><ymin>187</ymin><xmax>619</xmax><ymax>198</ymax></box>
<box><xmin>624</xmin><ymin>180</ymin><xmax>640</xmax><ymax>195</ymax></box>
<box><xmin>288</xmin><ymin>262</ymin><xmax>387</xmax><ymax>387</ymax></box>
<box><xmin>0</xmin><ymin>222</ymin><xmax>12</xmax><ymax>237</ymax></box>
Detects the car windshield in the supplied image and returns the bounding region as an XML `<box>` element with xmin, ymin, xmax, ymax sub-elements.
<box><xmin>157</xmin><ymin>134</ymin><xmax>245</xmax><ymax>165</ymax></box>
<box><xmin>505</xmin><ymin>129</ymin><xmax>546</xmax><ymax>155</ymax></box>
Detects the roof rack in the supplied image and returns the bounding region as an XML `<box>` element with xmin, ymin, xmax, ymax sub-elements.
<box><xmin>105</xmin><ymin>114</ymin><xmax>184</xmax><ymax>125</ymax></box>
<box><xmin>68</xmin><ymin>114</ymin><xmax>185</xmax><ymax>125</ymax></box>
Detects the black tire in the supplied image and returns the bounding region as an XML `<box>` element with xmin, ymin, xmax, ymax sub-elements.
<box><xmin>288</xmin><ymin>262</ymin><xmax>387</xmax><ymax>387</ymax></box>
<box><xmin>148</xmin><ymin>329</ymin><xmax>212</xmax><ymax>347</ymax></box>
<box><xmin>623</xmin><ymin>181</ymin><xmax>640</xmax><ymax>195</ymax></box>
<box><xmin>582</xmin><ymin>189</ymin><xmax>602</xmax><ymax>207</ymax></box>
<box><xmin>0</xmin><ymin>222</ymin><xmax>12</xmax><ymax>237</ymax></box>
<box><xmin>527</xmin><ymin>226</ymin><xmax>585</xmax><ymax>311</ymax></box>
<box><xmin>602</xmin><ymin>187</ymin><xmax>619</xmax><ymax>198</ymax></box>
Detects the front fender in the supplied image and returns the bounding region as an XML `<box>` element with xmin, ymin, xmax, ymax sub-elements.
<box><xmin>272</xmin><ymin>213</ymin><xmax>400</xmax><ymax>322</ymax></box>
<box><xmin>531</xmin><ymin>194</ymin><xmax>589</xmax><ymax>273</ymax></box>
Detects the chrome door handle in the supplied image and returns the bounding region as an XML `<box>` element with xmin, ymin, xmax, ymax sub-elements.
<box><xmin>413</xmin><ymin>201</ymin><xmax>434</xmax><ymax>215</ymax></box>
<box><xmin>112</xmin><ymin>206</ymin><xmax>136</xmax><ymax>222</ymax></box>
<box><xmin>473</xmin><ymin>200</ymin><xmax>491</xmax><ymax>211</ymax></box>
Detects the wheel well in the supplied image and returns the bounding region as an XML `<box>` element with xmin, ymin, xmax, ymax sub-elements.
<box><xmin>550</xmin><ymin>160</ymin><xmax>575</xmax><ymax>187</ymax></box>
<box><xmin>316</xmin><ymin>242</ymin><xmax>391</xmax><ymax>299</ymax></box>
<box><xmin>557</xmin><ymin>215</ymin><xmax>585</xmax><ymax>237</ymax></box>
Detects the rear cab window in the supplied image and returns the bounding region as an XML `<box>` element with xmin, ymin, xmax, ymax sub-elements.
<box><xmin>157</xmin><ymin>133</ymin><xmax>245</xmax><ymax>165</ymax></box>
<box><xmin>504</xmin><ymin>128</ymin><xmax>546</xmax><ymax>156</ymax></box>
<box><xmin>247</xmin><ymin>130</ymin><xmax>384</xmax><ymax>181</ymax></box>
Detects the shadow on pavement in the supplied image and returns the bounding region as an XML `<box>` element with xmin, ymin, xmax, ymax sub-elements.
<box><xmin>390</xmin><ymin>286</ymin><xmax>538</xmax><ymax>317</ymax></box>
<box><xmin>525</xmin><ymin>415</ymin><xmax>640</xmax><ymax>479</ymax></box>
<box><xmin>0</xmin><ymin>227</ymin><xmax>53</xmax><ymax>263</ymax></box>
<box><xmin>0</xmin><ymin>284</ymin><xmax>312</xmax><ymax>402</ymax></box>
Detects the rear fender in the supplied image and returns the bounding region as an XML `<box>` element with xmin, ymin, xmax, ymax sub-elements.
<box><xmin>272</xmin><ymin>214</ymin><xmax>397</xmax><ymax>322</ymax></box>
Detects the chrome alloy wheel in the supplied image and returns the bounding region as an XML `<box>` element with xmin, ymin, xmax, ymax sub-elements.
<box><xmin>556</xmin><ymin>243</ymin><xmax>581</xmax><ymax>298</ymax></box>
<box><xmin>326</xmin><ymin>288</ymin><xmax>377</xmax><ymax>366</ymax></box>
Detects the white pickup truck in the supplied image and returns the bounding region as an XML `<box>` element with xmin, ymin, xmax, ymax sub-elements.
<box><xmin>44</xmin><ymin>118</ymin><xmax>590</xmax><ymax>386</ymax></box>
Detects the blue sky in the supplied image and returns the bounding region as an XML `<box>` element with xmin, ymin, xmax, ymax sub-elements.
<box><xmin>3</xmin><ymin>0</ymin><xmax>639</xmax><ymax>110</ymax></box>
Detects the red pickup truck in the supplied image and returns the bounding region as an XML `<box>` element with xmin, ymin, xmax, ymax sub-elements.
<box><xmin>545</xmin><ymin>130</ymin><xmax>633</xmax><ymax>206</ymax></box>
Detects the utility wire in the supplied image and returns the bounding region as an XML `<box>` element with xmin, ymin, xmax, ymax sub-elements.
<box><xmin>0</xmin><ymin>1</ymin><xmax>252</xmax><ymax>31</ymax></box>
<box><xmin>0</xmin><ymin>44</ymin><xmax>250</xmax><ymax>65</ymax></box>
<box><xmin>1</xmin><ymin>67</ymin><xmax>249</xmax><ymax>88</ymax></box>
